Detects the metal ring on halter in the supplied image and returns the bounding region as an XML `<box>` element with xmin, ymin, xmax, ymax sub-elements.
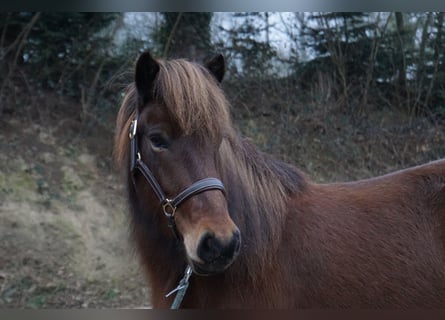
<box><xmin>162</xmin><ymin>199</ymin><xmax>177</xmax><ymax>218</ymax></box>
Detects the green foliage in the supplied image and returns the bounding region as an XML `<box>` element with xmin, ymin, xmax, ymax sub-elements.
<box><xmin>304</xmin><ymin>13</ymin><xmax>374</xmax><ymax>55</ymax></box>
<box><xmin>299</xmin><ymin>13</ymin><xmax>377</xmax><ymax>94</ymax></box>
<box><xmin>296</xmin><ymin>12</ymin><xmax>445</xmax><ymax>117</ymax></box>
<box><xmin>26</xmin><ymin>13</ymin><xmax>119</xmax><ymax>95</ymax></box>
<box><xmin>3</xmin><ymin>12</ymin><xmax>445</xmax><ymax>122</ymax></box>
<box><xmin>420</xmin><ymin>12</ymin><xmax>445</xmax><ymax>115</ymax></box>
<box><xmin>0</xmin><ymin>12</ymin><xmax>144</xmax><ymax>120</ymax></box>
<box><xmin>152</xmin><ymin>12</ymin><xmax>213</xmax><ymax>59</ymax></box>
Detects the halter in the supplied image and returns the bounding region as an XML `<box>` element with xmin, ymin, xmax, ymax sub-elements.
<box><xmin>128</xmin><ymin>113</ymin><xmax>226</xmax><ymax>309</ymax></box>
<box><xmin>128</xmin><ymin>113</ymin><xmax>226</xmax><ymax>238</ymax></box>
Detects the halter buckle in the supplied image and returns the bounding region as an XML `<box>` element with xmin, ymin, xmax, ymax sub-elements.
<box><xmin>129</xmin><ymin>118</ymin><xmax>138</xmax><ymax>139</ymax></box>
<box><xmin>162</xmin><ymin>199</ymin><xmax>177</xmax><ymax>218</ymax></box>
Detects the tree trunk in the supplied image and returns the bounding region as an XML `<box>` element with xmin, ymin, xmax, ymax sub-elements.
<box><xmin>414</xmin><ymin>12</ymin><xmax>433</xmax><ymax>113</ymax></box>
<box><xmin>424</xmin><ymin>12</ymin><xmax>444</xmax><ymax>113</ymax></box>
<box><xmin>394</xmin><ymin>12</ymin><xmax>408</xmax><ymax>111</ymax></box>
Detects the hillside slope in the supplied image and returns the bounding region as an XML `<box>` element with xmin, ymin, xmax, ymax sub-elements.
<box><xmin>0</xmin><ymin>103</ymin><xmax>149</xmax><ymax>308</ymax></box>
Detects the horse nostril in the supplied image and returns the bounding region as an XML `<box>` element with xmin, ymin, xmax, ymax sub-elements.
<box><xmin>198</xmin><ymin>233</ymin><xmax>222</xmax><ymax>264</ymax></box>
<box><xmin>197</xmin><ymin>231</ymin><xmax>241</xmax><ymax>264</ymax></box>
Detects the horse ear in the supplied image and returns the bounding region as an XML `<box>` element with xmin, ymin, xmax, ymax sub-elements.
<box><xmin>135</xmin><ymin>51</ymin><xmax>160</xmax><ymax>105</ymax></box>
<box><xmin>205</xmin><ymin>54</ymin><xmax>225</xmax><ymax>83</ymax></box>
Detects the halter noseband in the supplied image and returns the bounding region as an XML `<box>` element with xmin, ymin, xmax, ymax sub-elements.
<box><xmin>129</xmin><ymin>113</ymin><xmax>226</xmax><ymax>239</ymax></box>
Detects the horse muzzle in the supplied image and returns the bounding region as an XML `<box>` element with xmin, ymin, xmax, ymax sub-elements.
<box><xmin>191</xmin><ymin>229</ymin><xmax>241</xmax><ymax>276</ymax></box>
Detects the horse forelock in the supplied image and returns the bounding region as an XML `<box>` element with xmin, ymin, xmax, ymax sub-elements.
<box><xmin>155</xmin><ymin>59</ymin><xmax>231</xmax><ymax>141</ymax></box>
<box><xmin>114</xmin><ymin>58</ymin><xmax>231</xmax><ymax>173</ymax></box>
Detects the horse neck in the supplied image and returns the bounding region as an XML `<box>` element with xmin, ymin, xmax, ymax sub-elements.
<box><xmin>217</xmin><ymin>131</ymin><xmax>306</xmax><ymax>279</ymax></box>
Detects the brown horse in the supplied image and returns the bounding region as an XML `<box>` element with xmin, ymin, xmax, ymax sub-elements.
<box><xmin>114</xmin><ymin>50</ymin><xmax>445</xmax><ymax>308</ymax></box>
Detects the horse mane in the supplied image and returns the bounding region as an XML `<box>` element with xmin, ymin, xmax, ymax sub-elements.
<box><xmin>114</xmin><ymin>83</ymin><xmax>137</xmax><ymax>175</ymax></box>
<box><xmin>218</xmin><ymin>130</ymin><xmax>307</xmax><ymax>284</ymax></box>
<box><xmin>114</xmin><ymin>55</ymin><xmax>308</xmax><ymax>285</ymax></box>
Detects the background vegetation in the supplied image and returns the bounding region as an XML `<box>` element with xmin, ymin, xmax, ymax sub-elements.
<box><xmin>1</xmin><ymin>12</ymin><xmax>444</xmax><ymax>308</ymax></box>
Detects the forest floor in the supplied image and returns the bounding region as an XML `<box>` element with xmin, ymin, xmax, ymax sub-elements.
<box><xmin>0</xmin><ymin>94</ymin><xmax>149</xmax><ymax>308</ymax></box>
<box><xmin>1</xmin><ymin>83</ymin><xmax>445</xmax><ymax>308</ymax></box>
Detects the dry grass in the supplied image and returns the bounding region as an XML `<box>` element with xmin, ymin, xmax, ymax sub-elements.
<box><xmin>225</xmin><ymin>77</ymin><xmax>445</xmax><ymax>183</ymax></box>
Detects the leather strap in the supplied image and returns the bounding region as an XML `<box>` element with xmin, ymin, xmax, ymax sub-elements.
<box><xmin>129</xmin><ymin>113</ymin><xmax>226</xmax><ymax>239</ymax></box>
<box><xmin>171</xmin><ymin>178</ymin><xmax>225</xmax><ymax>208</ymax></box>
<box><xmin>134</xmin><ymin>159</ymin><xmax>225</xmax><ymax>211</ymax></box>
<box><xmin>134</xmin><ymin>157</ymin><xmax>168</xmax><ymax>203</ymax></box>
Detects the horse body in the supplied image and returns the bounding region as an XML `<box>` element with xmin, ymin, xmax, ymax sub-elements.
<box><xmin>287</xmin><ymin>160</ymin><xmax>445</xmax><ymax>308</ymax></box>
<box><xmin>178</xmin><ymin>160</ymin><xmax>445</xmax><ymax>308</ymax></box>
<box><xmin>114</xmin><ymin>51</ymin><xmax>445</xmax><ymax>308</ymax></box>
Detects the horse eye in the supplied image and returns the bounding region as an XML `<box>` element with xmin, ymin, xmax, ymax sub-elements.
<box><xmin>149</xmin><ymin>134</ymin><xmax>168</xmax><ymax>150</ymax></box>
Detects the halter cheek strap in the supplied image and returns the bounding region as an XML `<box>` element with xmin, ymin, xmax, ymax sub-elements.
<box><xmin>129</xmin><ymin>113</ymin><xmax>226</xmax><ymax>239</ymax></box>
<box><xmin>128</xmin><ymin>113</ymin><xmax>227</xmax><ymax>309</ymax></box>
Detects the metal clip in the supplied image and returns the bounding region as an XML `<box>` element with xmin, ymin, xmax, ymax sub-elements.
<box><xmin>166</xmin><ymin>265</ymin><xmax>193</xmax><ymax>298</ymax></box>
<box><xmin>129</xmin><ymin>118</ymin><xmax>138</xmax><ymax>139</ymax></box>
<box><xmin>165</xmin><ymin>282</ymin><xmax>187</xmax><ymax>298</ymax></box>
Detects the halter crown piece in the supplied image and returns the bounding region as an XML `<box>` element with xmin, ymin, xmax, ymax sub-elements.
<box><xmin>128</xmin><ymin>112</ymin><xmax>226</xmax><ymax>308</ymax></box>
